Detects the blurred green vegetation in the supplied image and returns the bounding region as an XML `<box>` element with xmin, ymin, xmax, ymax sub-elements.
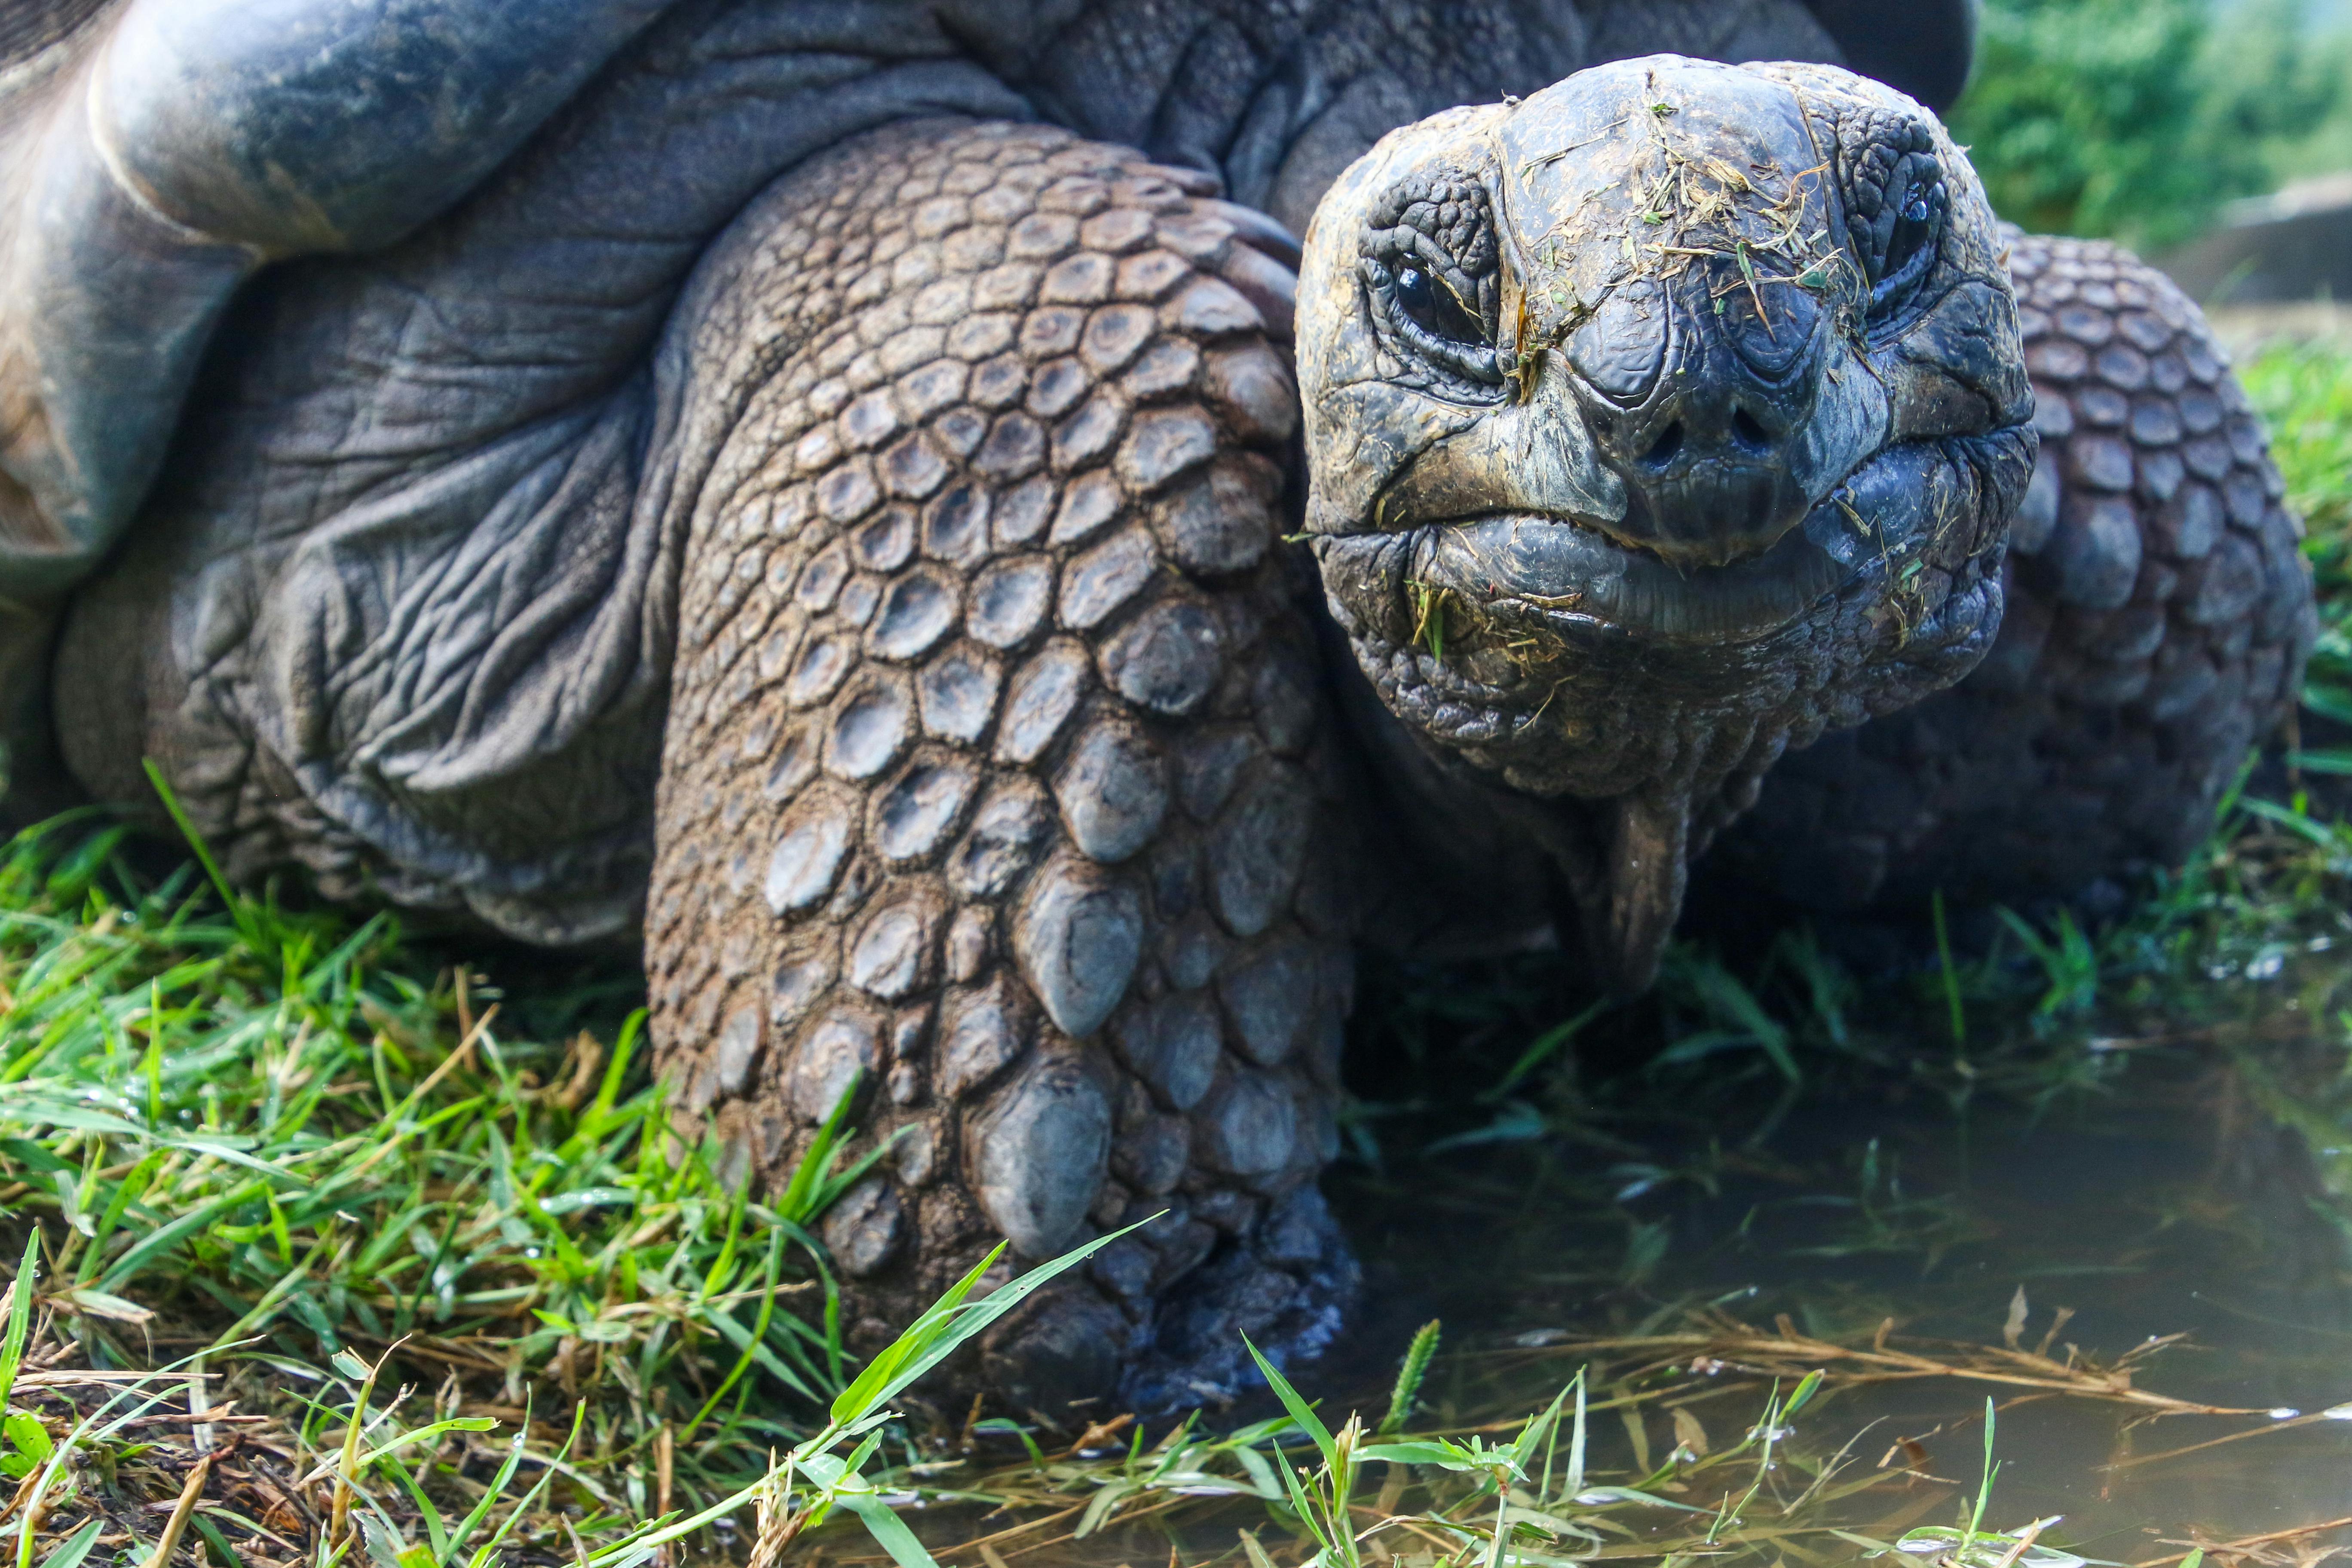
<box><xmin>1948</xmin><ymin>0</ymin><xmax>2352</xmax><ymax>250</ymax></box>
<box><xmin>2242</xmin><ymin>339</ymin><xmax>2352</xmax><ymax>598</ymax></box>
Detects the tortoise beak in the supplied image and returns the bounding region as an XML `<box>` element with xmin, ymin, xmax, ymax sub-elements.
<box><xmin>1563</xmin><ymin>265</ymin><xmax>1832</xmax><ymax>572</ymax></box>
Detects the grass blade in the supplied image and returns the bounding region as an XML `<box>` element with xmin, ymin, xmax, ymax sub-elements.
<box><xmin>830</xmin><ymin>1219</ymin><xmax>1143</xmax><ymax>1427</ymax></box>
<box><xmin>140</xmin><ymin>761</ymin><xmax>262</xmax><ymax>951</ymax></box>
<box><xmin>0</xmin><ymin>1230</ymin><xmax>39</xmax><ymax>1411</ymax></box>
<box><xmin>1242</xmin><ymin>1333</ymin><xmax>1335</xmax><ymax>1469</ymax></box>
<box><xmin>30</xmin><ymin>1518</ymin><xmax>102</xmax><ymax>1568</ymax></box>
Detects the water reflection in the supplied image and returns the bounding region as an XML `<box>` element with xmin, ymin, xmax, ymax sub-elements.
<box><xmin>1320</xmin><ymin>1011</ymin><xmax>2352</xmax><ymax>1558</ymax></box>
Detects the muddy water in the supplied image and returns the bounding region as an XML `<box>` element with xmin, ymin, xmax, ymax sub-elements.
<box><xmin>1315</xmin><ymin>1023</ymin><xmax>2352</xmax><ymax>1558</ymax></box>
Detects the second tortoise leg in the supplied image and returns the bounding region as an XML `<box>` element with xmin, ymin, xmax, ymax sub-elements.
<box><xmin>643</xmin><ymin>118</ymin><xmax>1363</xmax><ymax>1418</ymax></box>
<box><xmin>1707</xmin><ymin>234</ymin><xmax>2317</xmax><ymax>919</ymax></box>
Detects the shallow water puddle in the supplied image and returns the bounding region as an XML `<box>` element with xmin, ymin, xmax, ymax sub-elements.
<box><xmin>1306</xmin><ymin>1038</ymin><xmax>2352</xmax><ymax>1561</ymax></box>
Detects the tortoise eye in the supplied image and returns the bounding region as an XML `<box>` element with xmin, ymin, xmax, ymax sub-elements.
<box><xmin>1396</xmin><ymin>264</ymin><xmax>1486</xmax><ymax>348</ymax></box>
<box><xmin>1359</xmin><ymin>167</ymin><xmax>1507</xmax><ymax>400</ymax></box>
<box><xmin>1881</xmin><ymin>185</ymin><xmax>1940</xmax><ymax>285</ymax></box>
<box><xmin>1865</xmin><ymin>169</ymin><xmax>1945</xmax><ymax>321</ymax></box>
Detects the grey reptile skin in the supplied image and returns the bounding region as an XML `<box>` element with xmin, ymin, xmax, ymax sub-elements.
<box><xmin>0</xmin><ymin>0</ymin><xmax>2311</xmax><ymax>1414</ymax></box>
<box><xmin>1712</xmin><ymin>235</ymin><xmax>2316</xmax><ymax>910</ymax></box>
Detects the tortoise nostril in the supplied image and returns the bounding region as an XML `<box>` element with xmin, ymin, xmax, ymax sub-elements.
<box><xmin>1640</xmin><ymin>421</ymin><xmax>1684</xmax><ymax>468</ymax></box>
<box><xmin>1731</xmin><ymin>407</ymin><xmax>1773</xmax><ymax>452</ymax></box>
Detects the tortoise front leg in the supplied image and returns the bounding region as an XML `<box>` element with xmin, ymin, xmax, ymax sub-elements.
<box><xmin>646</xmin><ymin>119</ymin><xmax>1359</xmax><ymax>1417</ymax></box>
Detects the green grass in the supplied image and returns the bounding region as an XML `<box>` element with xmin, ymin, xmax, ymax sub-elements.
<box><xmin>2241</xmin><ymin>341</ymin><xmax>2352</xmax><ymax>569</ymax></box>
<box><xmin>0</xmin><ymin>812</ymin><xmax>861</xmax><ymax>1477</ymax></box>
<box><xmin>2245</xmin><ymin>342</ymin><xmax>2352</xmax><ymax>775</ymax></box>
<box><xmin>0</xmin><ymin>815</ymin><xmax>873</xmax><ymax>1562</ymax></box>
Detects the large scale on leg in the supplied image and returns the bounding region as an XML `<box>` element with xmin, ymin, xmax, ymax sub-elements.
<box><xmin>644</xmin><ymin>121</ymin><xmax>1360</xmax><ymax>1412</ymax></box>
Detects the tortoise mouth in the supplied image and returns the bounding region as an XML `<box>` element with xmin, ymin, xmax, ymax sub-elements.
<box><xmin>1398</xmin><ymin>493</ymin><xmax>1869</xmax><ymax>646</ymax></box>
<box><xmin>1342</xmin><ymin>426</ymin><xmax>2030</xmax><ymax>646</ymax></box>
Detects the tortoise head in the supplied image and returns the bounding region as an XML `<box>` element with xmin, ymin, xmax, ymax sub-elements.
<box><xmin>1296</xmin><ymin>56</ymin><xmax>2036</xmax><ymax>988</ymax></box>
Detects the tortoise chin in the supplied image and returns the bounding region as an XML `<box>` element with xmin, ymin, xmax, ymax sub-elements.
<box><xmin>1296</xmin><ymin>54</ymin><xmax>2036</xmax><ymax>805</ymax></box>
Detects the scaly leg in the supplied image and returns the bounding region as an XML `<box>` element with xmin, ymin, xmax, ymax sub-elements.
<box><xmin>643</xmin><ymin>119</ymin><xmax>1360</xmax><ymax>1418</ymax></box>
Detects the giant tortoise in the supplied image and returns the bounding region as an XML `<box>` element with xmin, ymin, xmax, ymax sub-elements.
<box><xmin>0</xmin><ymin>0</ymin><xmax>2315</xmax><ymax>1413</ymax></box>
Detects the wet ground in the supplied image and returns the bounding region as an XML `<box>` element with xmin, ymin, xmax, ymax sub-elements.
<box><xmin>1300</xmin><ymin>955</ymin><xmax>2352</xmax><ymax>1560</ymax></box>
<box><xmin>1341</xmin><ymin>1074</ymin><xmax>2352</xmax><ymax>1552</ymax></box>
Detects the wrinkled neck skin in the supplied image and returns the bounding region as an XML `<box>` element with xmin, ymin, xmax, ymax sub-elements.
<box><xmin>1299</xmin><ymin>58</ymin><xmax>2036</xmax><ymax>990</ymax></box>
